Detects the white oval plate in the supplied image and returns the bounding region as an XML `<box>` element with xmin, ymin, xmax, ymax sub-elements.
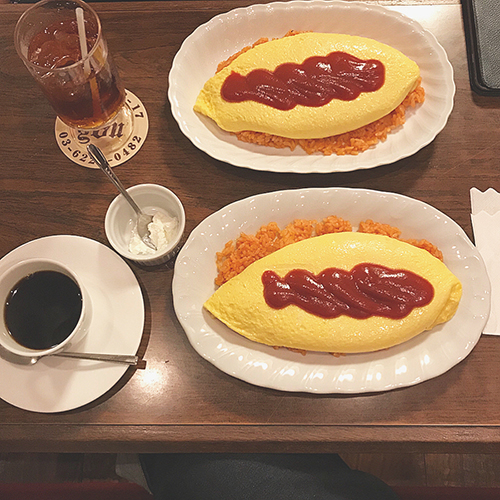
<box><xmin>0</xmin><ymin>236</ymin><xmax>144</xmax><ymax>412</ymax></box>
<box><xmin>173</xmin><ymin>188</ymin><xmax>490</xmax><ymax>393</ymax></box>
<box><xmin>168</xmin><ymin>0</ymin><xmax>455</xmax><ymax>174</ymax></box>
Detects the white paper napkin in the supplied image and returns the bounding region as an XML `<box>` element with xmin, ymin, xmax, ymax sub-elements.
<box><xmin>471</xmin><ymin>187</ymin><xmax>499</xmax><ymax>334</ymax></box>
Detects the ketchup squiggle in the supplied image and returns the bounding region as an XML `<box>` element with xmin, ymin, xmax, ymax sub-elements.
<box><xmin>262</xmin><ymin>263</ymin><xmax>434</xmax><ymax>319</ymax></box>
<box><xmin>221</xmin><ymin>51</ymin><xmax>385</xmax><ymax>110</ymax></box>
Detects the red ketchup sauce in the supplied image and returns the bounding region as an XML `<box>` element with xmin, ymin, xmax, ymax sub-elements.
<box><xmin>221</xmin><ymin>51</ymin><xmax>385</xmax><ymax>111</ymax></box>
<box><xmin>262</xmin><ymin>264</ymin><xmax>434</xmax><ymax>319</ymax></box>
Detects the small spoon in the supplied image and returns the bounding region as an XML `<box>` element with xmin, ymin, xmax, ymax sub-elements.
<box><xmin>34</xmin><ymin>351</ymin><xmax>139</xmax><ymax>365</ymax></box>
<box><xmin>0</xmin><ymin>345</ymin><xmax>138</xmax><ymax>366</ymax></box>
<box><xmin>87</xmin><ymin>143</ymin><xmax>156</xmax><ymax>251</ymax></box>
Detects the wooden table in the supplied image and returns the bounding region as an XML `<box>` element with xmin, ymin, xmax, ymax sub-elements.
<box><xmin>1</xmin><ymin>0</ymin><xmax>500</xmax><ymax>454</ymax></box>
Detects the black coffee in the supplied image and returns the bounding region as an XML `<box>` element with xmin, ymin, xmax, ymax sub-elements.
<box><xmin>4</xmin><ymin>270</ymin><xmax>83</xmax><ymax>350</ymax></box>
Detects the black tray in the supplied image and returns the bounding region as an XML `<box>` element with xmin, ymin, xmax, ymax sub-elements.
<box><xmin>462</xmin><ymin>0</ymin><xmax>500</xmax><ymax>95</ymax></box>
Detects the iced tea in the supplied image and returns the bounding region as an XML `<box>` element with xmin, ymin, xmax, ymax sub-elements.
<box><xmin>15</xmin><ymin>0</ymin><xmax>126</xmax><ymax>129</ymax></box>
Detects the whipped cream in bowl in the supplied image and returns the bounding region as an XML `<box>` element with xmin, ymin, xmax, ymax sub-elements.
<box><xmin>129</xmin><ymin>210</ymin><xmax>179</xmax><ymax>256</ymax></box>
<box><xmin>105</xmin><ymin>184</ymin><xmax>185</xmax><ymax>266</ymax></box>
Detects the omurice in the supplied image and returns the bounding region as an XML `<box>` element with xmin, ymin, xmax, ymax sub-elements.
<box><xmin>194</xmin><ymin>32</ymin><xmax>424</xmax><ymax>155</ymax></box>
<box><xmin>204</xmin><ymin>232</ymin><xmax>462</xmax><ymax>354</ymax></box>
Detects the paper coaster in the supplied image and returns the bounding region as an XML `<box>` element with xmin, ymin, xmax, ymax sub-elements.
<box><xmin>55</xmin><ymin>90</ymin><xmax>149</xmax><ymax>169</ymax></box>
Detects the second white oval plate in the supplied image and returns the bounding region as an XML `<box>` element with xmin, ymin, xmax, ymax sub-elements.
<box><xmin>173</xmin><ymin>188</ymin><xmax>490</xmax><ymax>393</ymax></box>
<box><xmin>169</xmin><ymin>0</ymin><xmax>455</xmax><ymax>174</ymax></box>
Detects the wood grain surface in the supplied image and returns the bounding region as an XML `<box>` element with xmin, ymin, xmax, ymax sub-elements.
<box><xmin>1</xmin><ymin>1</ymin><xmax>500</xmax><ymax>454</ymax></box>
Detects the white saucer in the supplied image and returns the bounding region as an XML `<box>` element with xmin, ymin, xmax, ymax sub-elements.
<box><xmin>0</xmin><ymin>235</ymin><xmax>145</xmax><ymax>413</ymax></box>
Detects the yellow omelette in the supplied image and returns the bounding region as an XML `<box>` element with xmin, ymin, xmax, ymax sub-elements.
<box><xmin>194</xmin><ymin>32</ymin><xmax>420</xmax><ymax>139</ymax></box>
<box><xmin>204</xmin><ymin>233</ymin><xmax>462</xmax><ymax>354</ymax></box>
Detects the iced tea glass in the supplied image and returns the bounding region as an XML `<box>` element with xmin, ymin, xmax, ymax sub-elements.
<box><xmin>14</xmin><ymin>0</ymin><xmax>133</xmax><ymax>157</ymax></box>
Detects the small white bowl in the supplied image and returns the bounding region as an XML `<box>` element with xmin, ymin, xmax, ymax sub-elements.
<box><xmin>105</xmin><ymin>184</ymin><xmax>186</xmax><ymax>266</ymax></box>
<box><xmin>0</xmin><ymin>258</ymin><xmax>91</xmax><ymax>358</ymax></box>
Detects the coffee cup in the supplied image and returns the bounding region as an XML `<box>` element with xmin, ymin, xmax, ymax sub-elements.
<box><xmin>0</xmin><ymin>258</ymin><xmax>91</xmax><ymax>358</ymax></box>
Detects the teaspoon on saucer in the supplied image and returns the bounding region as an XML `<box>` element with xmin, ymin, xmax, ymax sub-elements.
<box><xmin>40</xmin><ymin>351</ymin><xmax>139</xmax><ymax>365</ymax></box>
<box><xmin>87</xmin><ymin>143</ymin><xmax>157</xmax><ymax>251</ymax></box>
<box><xmin>0</xmin><ymin>345</ymin><xmax>138</xmax><ymax>366</ymax></box>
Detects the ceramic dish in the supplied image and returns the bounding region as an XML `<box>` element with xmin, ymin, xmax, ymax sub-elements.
<box><xmin>172</xmin><ymin>188</ymin><xmax>490</xmax><ymax>394</ymax></box>
<box><xmin>0</xmin><ymin>235</ymin><xmax>144</xmax><ymax>413</ymax></box>
<box><xmin>0</xmin><ymin>258</ymin><xmax>91</xmax><ymax>358</ymax></box>
<box><xmin>105</xmin><ymin>184</ymin><xmax>186</xmax><ymax>266</ymax></box>
<box><xmin>168</xmin><ymin>0</ymin><xmax>455</xmax><ymax>174</ymax></box>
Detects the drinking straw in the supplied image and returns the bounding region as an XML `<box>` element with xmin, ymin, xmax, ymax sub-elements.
<box><xmin>75</xmin><ymin>7</ymin><xmax>90</xmax><ymax>74</ymax></box>
<box><xmin>75</xmin><ymin>7</ymin><xmax>102</xmax><ymax>120</ymax></box>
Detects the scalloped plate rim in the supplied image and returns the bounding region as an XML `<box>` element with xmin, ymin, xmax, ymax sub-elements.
<box><xmin>168</xmin><ymin>0</ymin><xmax>455</xmax><ymax>174</ymax></box>
<box><xmin>172</xmin><ymin>188</ymin><xmax>490</xmax><ymax>394</ymax></box>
